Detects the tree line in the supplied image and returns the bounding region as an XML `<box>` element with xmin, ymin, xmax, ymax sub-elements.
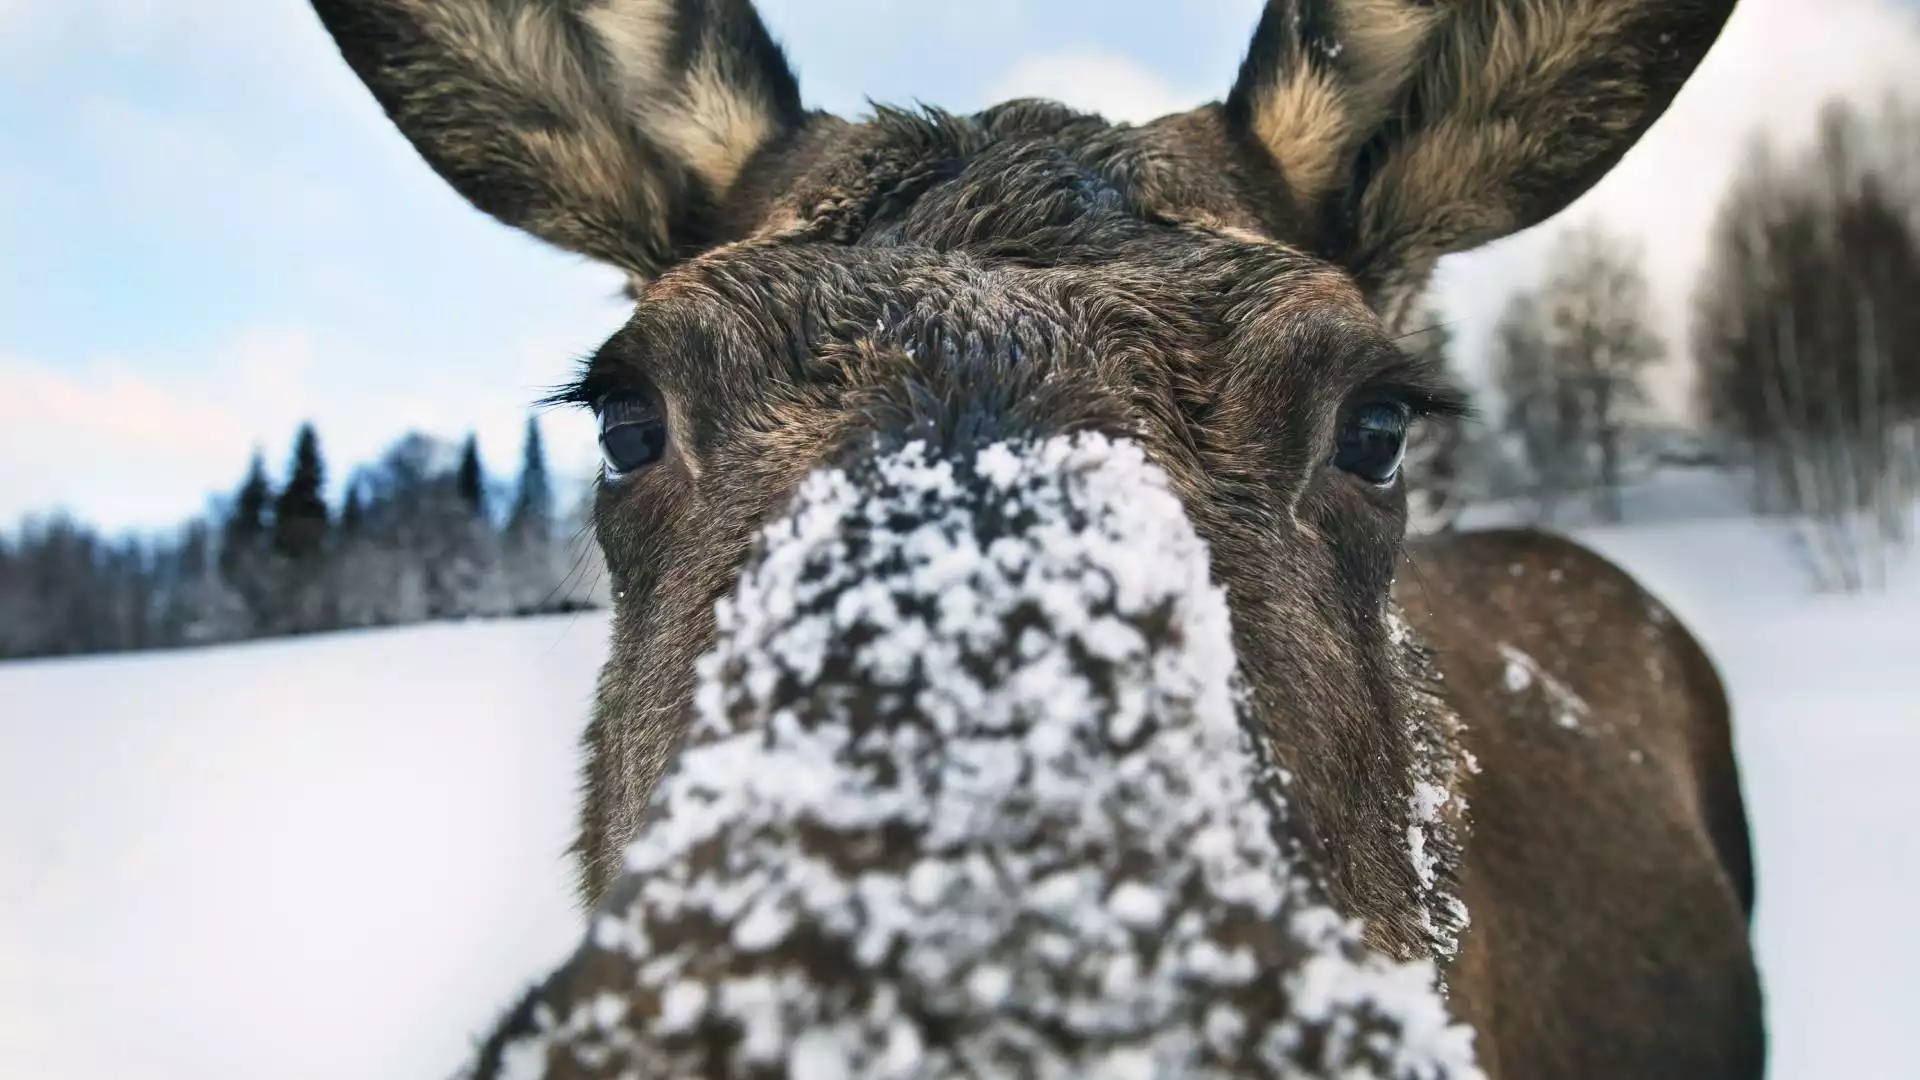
<box><xmin>1414</xmin><ymin>95</ymin><xmax>1920</xmax><ymax>591</ymax></box>
<box><xmin>1693</xmin><ymin>97</ymin><xmax>1920</xmax><ymax>590</ymax></box>
<box><xmin>0</xmin><ymin>418</ymin><xmax>606</xmax><ymax>661</ymax></box>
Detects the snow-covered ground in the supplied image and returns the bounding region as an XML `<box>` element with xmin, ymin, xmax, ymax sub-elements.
<box><xmin>0</xmin><ymin>615</ymin><xmax>608</xmax><ymax>1080</ymax></box>
<box><xmin>1</xmin><ymin>490</ymin><xmax>1915</xmax><ymax>1079</ymax></box>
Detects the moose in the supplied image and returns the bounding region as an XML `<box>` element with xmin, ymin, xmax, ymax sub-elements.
<box><xmin>307</xmin><ymin>0</ymin><xmax>1764</xmax><ymax>1075</ymax></box>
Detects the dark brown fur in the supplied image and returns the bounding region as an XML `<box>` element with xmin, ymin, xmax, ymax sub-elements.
<box><xmin>1399</xmin><ymin>529</ymin><xmax>1763</xmax><ymax>1077</ymax></box>
<box><xmin>306</xmin><ymin>1</ymin><xmax>1762</xmax><ymax>1075</ymax></box>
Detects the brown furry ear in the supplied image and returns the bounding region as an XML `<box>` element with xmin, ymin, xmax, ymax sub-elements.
<box><xmin>310</xmin><ymin>0</ymin><xmax>807</xmax><ymax>279</ymax></box>
<box><xmin>1224</xmin><ymin>0</ymin><xmax>1734</xmax><ymax>325</ymax></box>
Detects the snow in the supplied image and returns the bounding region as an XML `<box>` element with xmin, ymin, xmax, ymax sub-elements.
<box><xmin>1493</xmin><ymin>642</ymin><xmax>1590</xmax><ymax>731</ymax></box>
<box><xmin>1407</xmin><ymin>781</ymin><xmax>1452</xmax><ymax>894</ymax></box>
<box><xmin>494</xmin><ymin>433</ymin><xmax>1482</xmax><ymax>1077</ymax></box>
<box><xmin>0</xmin><ymin>469</ymin><xmax>1915</xmax><ymax>1078</ymax></box>
<box><xmin>0</xmin><ymin>616</ymin><xmax>605</xmax><ymax>1080</ymax></box>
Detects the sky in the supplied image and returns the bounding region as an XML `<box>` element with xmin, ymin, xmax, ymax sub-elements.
<box><xmin>2</xmin><ymin>0</ymin><xmax>1917</xmax><ymax>532</ymax></box>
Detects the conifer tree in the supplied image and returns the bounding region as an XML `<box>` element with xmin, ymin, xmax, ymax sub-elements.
<box><xmin>218</xmin><ymin>450</ymin><xmax>274</xmax><ymax>631</ymax></box>
<box><xmin>223</xmin><ymin>452</ymin><xmax>271</xmax><ymax>559</ymax></box>
<box><xmin>508</xmin><ymin>417</ymin><xmax>553</xmax><ymax>539</ymax></box>
<box><xmin>273</xmin><ymin>423</ymin><xmax>330</xmax><ymax>562</ymax></box>
<box><xmin>268</xmin><ymin>424</ymin><xmax>332</xmax><ymax>631</ymax></box>
<box><xmin>506</xmin><ymin>417</ymin><xmax>564</xmax><ymax>613</ymax></box>
<box><xmin>457</xmin><ymin>433</ymin><xmax>487</xmax><ymax>519</ymax></box>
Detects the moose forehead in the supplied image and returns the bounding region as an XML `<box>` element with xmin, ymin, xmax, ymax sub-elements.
<box><xmin>591</xmin><ymin>104</ymin><xmax>1404</xmax><ymax>404</ymax></box>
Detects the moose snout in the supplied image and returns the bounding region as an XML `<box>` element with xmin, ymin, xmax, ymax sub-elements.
<box><xmin>513</xmin><ymin>432</ymin><xmax>1480</xmax><ymax>1077</ymax></box>
<box><xmin>706</xmin><ymin>431</ymin><xmax>1230</xmax><ymax>743</ymax></box>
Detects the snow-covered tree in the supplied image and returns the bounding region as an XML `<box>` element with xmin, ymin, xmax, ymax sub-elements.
<box><xmin>2</xmin><ymin>417</ymin><xmax>611</xmax><ymax>657</ymax></box>
<box><xmin>1694</xmin><ymin>98</ymin><xmax>1920</xmax><ymax>590</ymax></box>
<box><xmin>1494</xmin><ymin>224</ymin><xmax>1663</xmax><ymax>524</ymax></box>
<box><xmin>155</xmin><ymin>521</ymin><xmax>250</xmax><ymax>645</ymax></box>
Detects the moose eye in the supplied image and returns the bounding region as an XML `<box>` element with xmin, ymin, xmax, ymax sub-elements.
<box><xmin>597</xmin><ymin>393</ymin><xmax>668</xmax><ymax>480</ymax></box>
<box><xmin>1332</xmin><ymin>400</ymin><xmax>1411</xmax><ymax>486</ymax></box>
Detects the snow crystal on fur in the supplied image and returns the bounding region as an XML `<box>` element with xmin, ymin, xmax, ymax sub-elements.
<box><xmin>1498</xmin><ymin>643</ymin><xmax>1590</xmax><ymax>731</ymax></box>
<box><xmin>1391</xmin><ymin>611</ymin><xmax>1474</xmax><ymax>968</ymax></box>
<box><xmin>486</xmin><ymin>433</ymin><xmax>1484</xmax><ymax>1079</ymax></box>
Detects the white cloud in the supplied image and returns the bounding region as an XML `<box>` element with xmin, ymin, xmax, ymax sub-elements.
<box><xmin>984</xmin><ymin>50</ymin><xmax>1203</xmax><ymax>125</ymax></box>
<box><xmin>1431</xmin><ymin>0</ymin><xmax>1920</xmax><ymax>420</ymax></box>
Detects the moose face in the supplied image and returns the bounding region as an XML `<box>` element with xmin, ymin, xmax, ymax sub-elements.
<box><xmin>308</xmin><ymin>0</ymin><xmax>1734</xmax><ymax>972</ymax></box>
<box><xmin>306</xmin><ymin>1</ymin><xmax>1741</xmax><ymax>1073</ymax></box>
<box><xmin>567</xmin><ymin>103</ymin><xmax>1467</xmax><ymax>949</ymax></box>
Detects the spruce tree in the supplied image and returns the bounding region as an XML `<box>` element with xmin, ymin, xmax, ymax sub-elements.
<box><xmin>508</xmin><ymin>417</ymin><xmax>553</xmax><ymax>540</ymax></box>
<box><xmin>218</xmin><ymin>450</ymin><xmax>274</xmax><ymax>632</ymax></box>
<box><xmin>272</xmin><ymin>423</ymin><xmax>330</xmax><ymax>562</ymax></box>
<box><xmin>266</xmin><ymin>424</ymin><xmax>331</xmax><ymax>632</ymax></box>
<box><xmin>221</xmin><ymin>451</ymin><xmax>271</xmax><ymax>575</ymax></box>
<box><xmin>507</xmin><ymin>417</ymin><xmax>560</xmax><ymax>613</ymax></box>
<box><xmin>457</xmin><ymin>433</ymin><xmax>487</xmax><ymax>518</ymax></box>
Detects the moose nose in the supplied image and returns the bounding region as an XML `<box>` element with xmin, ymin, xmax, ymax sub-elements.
<box><xmin>695</xmin><ymin>431</ymin><xmax>1235</xmax><ymax>741</ymax></box>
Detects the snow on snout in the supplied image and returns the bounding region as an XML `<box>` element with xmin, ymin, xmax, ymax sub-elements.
<box><xmin>488</xmin><ymin>433</ymin><xmax>1484</xmax><ymax>1079</ymax></box>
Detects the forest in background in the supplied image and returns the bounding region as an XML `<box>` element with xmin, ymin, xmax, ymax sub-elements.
<box><xmin>1401</xmin><ymin>95</ymin><xmax>1919</xmax><ymax>592</ymax></box>
<box><xmin>4</xmin><ymin>96</ymin><xmax>1917</xmax><ymax>661</ymax></box>
<box><xmin>0</xmin><ymin>417</ymin><xmax>607</xmax><ymax>661</ymax></box>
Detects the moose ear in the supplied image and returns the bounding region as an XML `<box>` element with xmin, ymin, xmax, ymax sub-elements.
<box><xmin>1223</xmin><ymin>0</ymin><xmax>1734</xmax><ymax>321</ymax></box>
<box><xmin>310</xmin><ymin>0</ymin><xmax>807</xmax><ymax>279</ymax></box>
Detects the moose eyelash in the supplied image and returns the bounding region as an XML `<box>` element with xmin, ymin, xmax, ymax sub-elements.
<box><xmin>1351</xmin><ymin>348</ymin><xmax>1475</xmax><ymax>424</ymax></box>
<box><xmin>1366</xmin><ymin>379</ymin><xmax>1474</xmax><ymax>424</ymax></box>
<box><xmin>540</xmin><ymin>355</ymin><xmax>617</xmax><ymax>413</ymax></box>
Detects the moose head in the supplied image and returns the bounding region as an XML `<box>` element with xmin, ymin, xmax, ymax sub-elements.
<box><xmin>307</xmin><ymin>2</ymin><xmax>1748</xmax><ymax>1076</ymax></box>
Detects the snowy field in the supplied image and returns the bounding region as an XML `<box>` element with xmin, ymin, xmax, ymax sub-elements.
<box><xmin>1</xmin><ymin>494</ymin><xmax>1915</xmax><ymax>1079</ymax></box>
<box><xmin>0</xmin><ymin>616</ymin><xmax>607</xmax><ymax>1080</ymax></box>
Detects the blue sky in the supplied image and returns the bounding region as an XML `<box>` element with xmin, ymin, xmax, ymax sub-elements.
<box><xmin>3</xmin><ymin>0</ymin><xmax>1917</xmax><ymax>531</ymax></box>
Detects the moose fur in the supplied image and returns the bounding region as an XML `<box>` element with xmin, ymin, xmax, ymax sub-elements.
<box><xmin>306</xmin><ymin>0</ymin><xmax>1763</xmax><ymax>1075</ymax></box>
